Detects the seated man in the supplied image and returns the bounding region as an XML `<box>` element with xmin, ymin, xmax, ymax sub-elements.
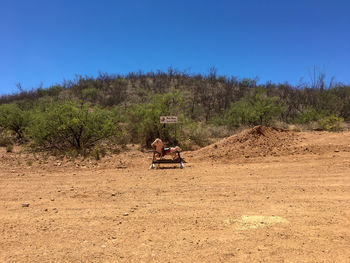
<box><xmin>151</xmin><ymin>138</ymin><xmax>181</xmax><ymax>159</ymax></box>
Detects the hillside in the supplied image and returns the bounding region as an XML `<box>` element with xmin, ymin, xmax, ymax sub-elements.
<box><xmin>0</xmin><ymin>70</ymin><xmax>350</xmax><ymax>153</ymax></box>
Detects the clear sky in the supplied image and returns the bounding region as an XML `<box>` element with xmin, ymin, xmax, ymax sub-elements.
<box><xmin>1</xmin><ymin>0</ymin><xmax>349</xmax><ymax>95</ymax></box>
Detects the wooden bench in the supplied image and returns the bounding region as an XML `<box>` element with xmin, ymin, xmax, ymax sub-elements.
<box><xmin>149</xmin><ymin>150</ymin><xmax>185</xmax><ymax>169</ymax></box>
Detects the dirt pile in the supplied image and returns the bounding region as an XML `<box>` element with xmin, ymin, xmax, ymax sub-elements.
<box><xmin>192</xmin><ymin>126</ymin><xmax>296</xmax><ymax>161</ymax></box>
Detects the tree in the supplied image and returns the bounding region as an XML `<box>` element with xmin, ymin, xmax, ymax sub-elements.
<box><xmin>226</xmin><ymin>88</ymin><xmax>284</xmax><ymax>126</ymax></box>
<box><xmin>125</xmin><ymin>89</ymin><xmax>188</xmax><ymax>146</ymax></box>
<box><xmin>27</xmin><ymin>100</ymin><xmax>119</xmax><ymax>152</ymax></box>
<box><xmin>0</xmin><ymin>103</ymin><xmax>28</xmax><ymax>139</ymax></box>
<box><xmin>250</xmin><ymin>88</ymin><xmax>285</xmax><ymax>125</ymax></box>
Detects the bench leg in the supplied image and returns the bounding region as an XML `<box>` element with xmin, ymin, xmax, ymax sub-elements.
<box><xmin>180</xmin><ymin>162</ymin><xmax>184</xmax><ymax>169</ymax></box>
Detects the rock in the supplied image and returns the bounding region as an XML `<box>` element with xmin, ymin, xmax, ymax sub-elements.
<box><xmin>22</xmin><ymin>203</ymin><xmax>30</xmax><ymax>207</ymax></box>
<box><xmin>57</xmin><ymin>189</ymin><xmax>62</xmax><ymax>192</ymax></box>
<box><xmin>334</xmin><ymin>149</ymin><xmax>340</xmax><ymax>152</ymax></box>
<box><xmin>50</xmin><ymin>198</ymin><xmax>55</xmax><ymax>201</ymax></box>
<box><xmin>111</xmin><ymin>193</ymin><xmax>116</xmax><ymax>197</ymax></box>
<box><xmin>101</xmin><ymin>245</ymin><xmax>106</xmax><ymax>248</ymax></box>
<box><xmin>123</xmin><ymin>213</ymin><xmax>129</xmax><ymax>216</ymax></box>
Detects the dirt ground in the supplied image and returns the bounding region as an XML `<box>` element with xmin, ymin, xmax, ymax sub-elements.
<box><xmin>1</xmin><ymin>128</ymin><xmax>350</xmax><ymax>262</ymax></box>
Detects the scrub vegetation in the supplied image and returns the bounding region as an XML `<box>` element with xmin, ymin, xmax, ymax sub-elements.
<box><xmin>0</xmin><ymin>68</ymin><xmax>349</xmax><ymax>154</ymax></box>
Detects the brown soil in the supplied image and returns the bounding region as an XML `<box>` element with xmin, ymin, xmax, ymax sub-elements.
<box><xmin>1</xmin><ymin>127</ymin><xmax>350</xmax><ymax>262</ymax></box>
<box><xmin>192</xmin><ymin>126</ymin><xmax>296</xmax><ymax>160</ymax></box>
<box><xmin>192</xmin><ymin>125</ymin><xmax>350</xmax><ymax>161</ymax></box>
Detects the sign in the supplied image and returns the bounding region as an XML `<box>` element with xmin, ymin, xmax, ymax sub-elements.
<box><xmin>160</xmin><ymin>116</ymin><xmax>178</xmax><ymax>124</ymax></box>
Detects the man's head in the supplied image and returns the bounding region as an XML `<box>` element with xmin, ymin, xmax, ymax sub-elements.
<box><xmin>151</xmin><ymin>138</ymin><xmax>164</xmax><ymax>152</ymax></box>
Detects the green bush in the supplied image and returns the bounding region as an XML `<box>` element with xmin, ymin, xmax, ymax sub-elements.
<box><xmin>318</xmin><ymin>115</ymin><xmax>344</xmax><ymax>131</ymax></box>
<box><xmin>251</xmin><ymin>89</ymin><xmax>284</xmax><ymax>125</ymax></box>
<box><xmin>226</xmin><ymin>88</ymin><xmax>284</xmax><ymax>126</ymax></box>
<box><xmin>204</xmin><ymin>124</ymin><xmax>231</xmax><ymax>138</ymax></box>
<box><xmin>82</xmin><ymin>86</ymin><xmax>102</xmax><ymax>102</ymax></box>
<box><xmin>0</xmin><ymin>103</ymin><xmax>29</xmax><ymax>139</ymax></box>
<box><xmin>226</xmin><ymin>100</ymin><xmax>254</xmax><ymax>127</ymax></box>
<box><xmin>125</xmin><ymin>89</ymin><xmax>189</xmax><ymax>146</ymax></box>
<box><xmin>27</xmin><ymin>100</ymin><xmax>119</xmax><ymax>152</ymax></box>
<box><xmin>6</xmin><ymin>144</ymin><xmax>13</xmax><ymax>153</ymax></box>
<box><xmin>294</xmin><ymin>107</ymin><xmax>333</xmax><ymax>125</ymax></box>
<box><xmin>91</xmin><ymin>147</ymin><xmax>100</xmax><ymax>160</ymax></box>
<box><xmin>0</xmin><ymin>134</ymin><xmax>12</xmax><ymax>147</ymax></box>
<box><xmin>295</xmin><ymin>107</ymin><xmax>320</xmax><ymax>124</ymax></box>
<box><xmin>187</xmin><ymin>123</ymin><xmax>210</xmax><ymax>147</ymax></box>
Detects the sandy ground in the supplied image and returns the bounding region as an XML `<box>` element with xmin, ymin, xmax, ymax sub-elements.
<box><xmin>1</xmin><ymin>129</ymin><xmax>350</xmax><ymax>262</ymax></box>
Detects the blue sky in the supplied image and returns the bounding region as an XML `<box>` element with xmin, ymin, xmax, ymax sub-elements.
<box><xmin>1</xmin><ymin>0</ymin><xmax>349</xmax><ymax>95</ymax></box>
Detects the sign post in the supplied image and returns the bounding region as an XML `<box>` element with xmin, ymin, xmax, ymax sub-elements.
<box><xmin>160</xmin><ymin>116</ymin><xmax>178</xmax><ymax>143</ymax></box>
<box><xmin>160</xmin><ymin>116</ymin><xmax>178</xmax><ymax>124</ymax></box>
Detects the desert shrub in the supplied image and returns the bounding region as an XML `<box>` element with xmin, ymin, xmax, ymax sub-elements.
<box><xmin>187</xmin><ymin>123</ymin><xmax>210</xmax><ymax>147</ymax></box>
<box><xmin>82</xmin><ymin>86</ymin><xmax>102</xmax><ymax>103</ymax></box>
<box><xmin>294</xmin><ymin>107</ymin><xmax>332</xmax><ymax>125</ymax></box>
<box><xmin>205</xmin><ymin>124</ymin><xmax>232</xmax><ymax>138</ymax></box>
<box><xmin>0</xmin><ymin>103</ymin><xmax>29</xmax><ymax>139</ymax></box>
<box><xmin>207</xmin><ymin>115</ymin><xmax>227</xmax><ymax>126</ymax></box>
<box><xmin>91</xmin><ymin>147</ymin><xmax>100</xmax><ymax>160</ymax></box>
<box><xmin>125</xmin><ymin>102</ymin><xmax>162</xmax><ymax>146</ymax></box>
<box><xmin>90</xmin><ymin>147</ymin><xmax>107</xmax><ymax>160</ymax></box>
<box><xmin>226</xmin><ymin>100</ymin><xmax>254</xmax><ymax>127</ymax></box>
<box><xmin>27</xmin><ymin>100</ymin><xmax>119</xmax><ymax>152</ymax></box>
<box><xmin>125</xmin><ymin>89</ymin><xmax>190</xmax><ymax>146</ymax></box>
<box><xmin>295</xmin><ymin>107</ymin><xmax>320</xmax><ymax>124</ymax></box>
<box><xmin>37</xmin><ymin>85</ymin><xmax>64</xmax><ymax>98</ymax></box>
<box><xmin>6</xmin><ymin>144</ymin><xmax>14</xmax><ymax>152</ymax></box>
<box><xmin>226</xmin><ymin>88</ymin><xmax>284</xmax><ymax>127</ymax></box>
<box><xmin>318</xmin><ymin>115</ymin><xmax>344</xmax><ymax>131</ymax></box>
<box><xmin>110</xmin><ymin>107</ymin><xmax>129</xmax><ymax>145</ymax></box>
<box><xmin>248</xmin><ymin>88</ymin><xmax>285</xmax><ymax>125</ymax></box>
<box><xmin>0</xmin><ymin>132</ymin><xmax>13</xmax><ymax>147</ymax></box>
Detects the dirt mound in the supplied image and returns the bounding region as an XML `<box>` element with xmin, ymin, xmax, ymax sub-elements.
<box><xmin>192</xmin><ymin>126</ymin><xmax>296</xmax><ymax>161</ymax></box>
